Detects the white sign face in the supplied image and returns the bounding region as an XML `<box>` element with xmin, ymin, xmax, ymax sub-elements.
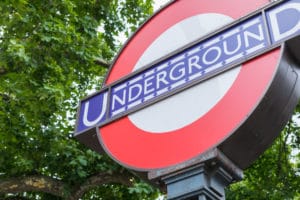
<box><xmin>75</xmin><ymin>0</ymin><xmax>300</xmax><ymax>171</ymax></box>
<box><xmin>129</xmin><ymin>13</ymin><xmax>241</xmax><ymax>133</ymax></box>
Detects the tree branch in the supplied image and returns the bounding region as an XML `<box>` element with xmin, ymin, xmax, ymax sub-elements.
<box><xmin>69</xmin><ymin>171</ymin><xmax>134</xmax><ymax>200</ymax></box>
<box><xmin>94</xmin><ymin>58</ymin><xmax>111</xmax><ymax>68</ymax></box>
<box><xmin>0</xmin><ymin>175</ymin><xmax>66</xmax><ymax>198</ymax></box>
<box><xmin>0</xmin><ymin>171</ymin><xmax>135</xmax><ymax>200</ymax></box>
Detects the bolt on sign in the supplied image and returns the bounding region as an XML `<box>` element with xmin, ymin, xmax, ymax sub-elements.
<box><xmin>74</xmin><ymin>0</ymin><xmax>300</xmax><ymax>171</ymax></box>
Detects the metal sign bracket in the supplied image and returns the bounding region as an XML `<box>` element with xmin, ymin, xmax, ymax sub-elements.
<box><xmin>148</xmin><ymin>149</ymin><xmax>243</xmax><ymax>200</ymax></box>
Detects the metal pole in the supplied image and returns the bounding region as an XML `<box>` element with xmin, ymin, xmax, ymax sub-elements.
<box><xmin>148</xmin><ymin>149</ymin><xmax>243</xmax><ymax>200</ymax></box>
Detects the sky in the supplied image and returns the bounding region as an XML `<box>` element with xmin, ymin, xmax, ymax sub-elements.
<box><xmin>116</xmin><ymin>0</ymin><xmax>170</xmax><ymax>44</ymax></box>
<box><xmin>153</xmin><ymin>0</ymin><xmax>170</xmax><ymax>11</ymax></box>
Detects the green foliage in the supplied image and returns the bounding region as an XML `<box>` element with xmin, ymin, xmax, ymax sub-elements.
<box><xmin>0</xmin><ymin>0</ymin><xmax>299</xmax><ymax>199</ymax></box>
<box><xmin>0</xmin><ymin>0</ymin><xmax>157</xmax><ymax>199</ymax></box>
<box><xmin>226</xmin><ymin>110</ymin><xmax>300</xmax><ymax>200</ymax></box>
<box><xmin>82</xmin><ymin>182</ymin><xmax>159</xmax><ymax>200</ymax></box>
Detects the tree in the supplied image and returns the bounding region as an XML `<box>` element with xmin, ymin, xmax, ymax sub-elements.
<box><xmin>0</xmin><ymin>0</ymin><xmax>159</xmax><ymax>199</ymax></box>
<box><xmin>226</xmin><ymin>106</ymin><xmax>300</xmax><ymax>199</ymax></box>
<box><xmin>1</xmin><ymin>0</ymin><xmax>299</xmax><ymax>199</ymax></box>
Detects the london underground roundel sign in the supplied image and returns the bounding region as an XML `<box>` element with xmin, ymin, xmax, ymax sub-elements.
<box><xmin>75</xmin><ymin>0</ymin><xmax>300</xmax><ymax>170</ymax></box>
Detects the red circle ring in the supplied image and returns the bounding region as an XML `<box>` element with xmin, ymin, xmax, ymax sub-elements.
<box><xmin>99</xmin><ymin>0</ymin><xmax>281</xmax><ymax>170</ymax></box>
